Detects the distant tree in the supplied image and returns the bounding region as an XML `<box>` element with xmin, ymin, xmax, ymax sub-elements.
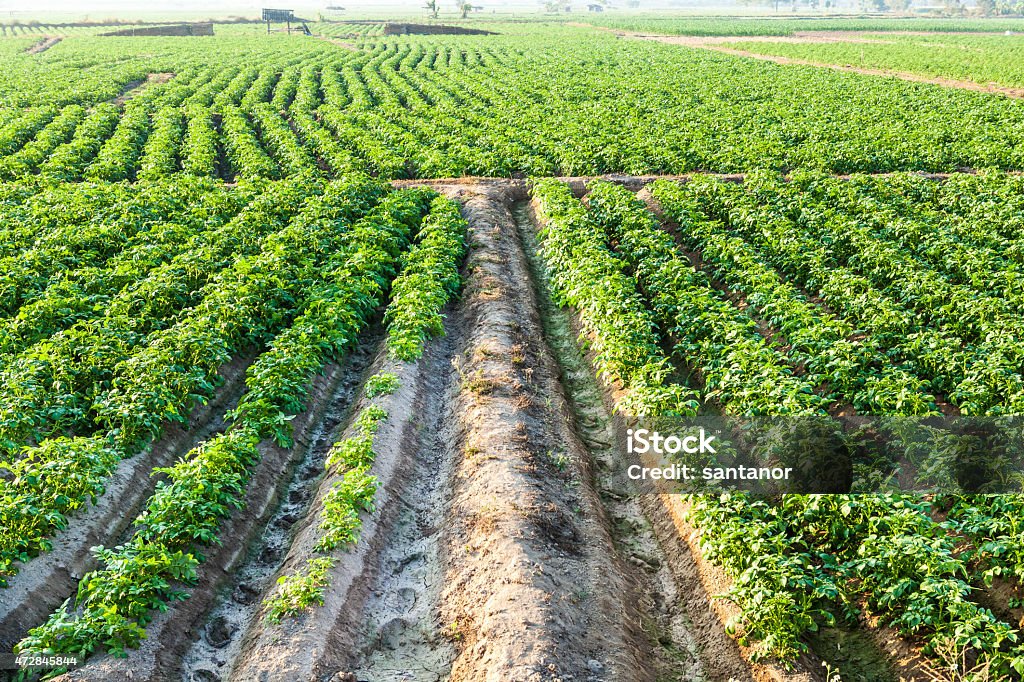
<box><xmin>977</xmin><ymin>0</ymin><xmax>996</xmax><ymax>14</ymax></box>
<box><xmin>425</xmin><ymin>0</ymin><xmax>440</xmax><ymax>17</ymax></box>
<box><xmin>992</xmin><ymin>0</ymin><xmax>1022</xmax><ymax>13</ymax></box>
<box><xmin>456</xmin><ymin>1</ymin><xmax>473</xmax><ymax>18</ymax></box>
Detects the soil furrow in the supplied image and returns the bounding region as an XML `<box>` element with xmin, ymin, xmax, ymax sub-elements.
<box><xmin>514</xmin><ymin>200</ymin><xmax>711</xmax><ymax>682</ymax></box>
<box><xmin>437</xmin><ymin>186</ymin><xmax>643</xmax><ymax>682</ymax></box>
<box><xmin>26</xmin><ymin>36</ymin><xmax>62</xmax><ymax>54</ymax></box>
<box><xmin>226</xmin><ymin>328</ymin><xmax>457</xmax><ymax>682</ymax></box>
<box><xmin>338</xmin><ymin>332</ymin><xmax>459</xmax><ymax>682</ymax></box>
<box><xmin>182</xmin><ymin>329</ymin><xmax>392</xmax><ymax>682</ymax></box>
<box><xmin>54</xmin><ymin>335</ymin><xmax>380</xmax><ymax>681</ymax></box>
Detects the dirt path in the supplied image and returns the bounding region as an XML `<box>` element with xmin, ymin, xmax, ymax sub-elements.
<box><xmin>341</xmin><ymin>338</ymin><xmax>458</xmax><ymax>682</ymax></box>
<box><xmin>26</xmin><ymin>36</ymin><xmax>62</xmax><ymax>54</ymax></box>
<box><xmin>631</xmin><ymin>31</ymin><xmax>899</xmax><ymax>46</ymax></box>
<box><xmin>628</xmin><ymin>33</ymin><xmax>1024</xmax><ymax>99</ymax></box>
<box><xmin>438</xmin><ymin>185</ymin><xmax>648</xmax><ymax>681</ymax></box>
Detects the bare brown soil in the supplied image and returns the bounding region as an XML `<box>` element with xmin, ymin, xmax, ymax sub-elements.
<box><xmin>627</xmin><ymin>31</ymin><xmax>898</xmax><ymax>46</ymax></box>
<box><xmin>226</xmin><ymin>334</ymin><xmax>457</xmax><ymax>681</ymax></box>
<box><xmin>856</xmin><ymin>610</ymin><xmax>943</xmax><ymax>681</ymax></box>
<box><xmin>25</xmin><ymin>36</ymin><xmax>62</xmax><ymax>54</ymax></box>
<box><xmin>439</xmin><ymin>186</ymin><xmax>648</xmax><ymax>681</ymax></box>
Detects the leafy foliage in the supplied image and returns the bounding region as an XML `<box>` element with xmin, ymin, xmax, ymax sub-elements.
<box><xmin>385</xmin><ymin>195</ymin><xmax>467</xmax><ymax>361</ymax></box>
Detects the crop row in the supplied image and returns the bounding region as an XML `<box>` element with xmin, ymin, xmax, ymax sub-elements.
<box><xmin>14</xmin><ymin>187</ymin><xmax>439</xmax><ymax>665</ymax></box>
<box><xmin>8</xmin><ymin>27</ymin><xmax>1024</xmax><ymax>180</ymax></box>
<box><xmin>0</xmin><ymin>178</ymin><xmax>390</xmax><ymax>585</ymax></box>
<box><xmin>263</xmin><ymin>193</ymin><xmax>467</xmax><ymax>623</ymax></box>
<box><xmin>532</xmin><ymin>178</ymin><xmax>1024</xmax><ymax>676</ymax></box>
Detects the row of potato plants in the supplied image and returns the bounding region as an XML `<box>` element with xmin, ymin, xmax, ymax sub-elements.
<box><xmin>577</xmin><ymin>181</ymin><xmax>847</xmax><ymax>662</ymax></box>
<box><xmin>533</xmin><ymin>180</ymin><xmax>822</xmax><ymax>662</ymax></box>
<box><xmin>531</xmin><ymin>178</ymin><xmax>698</xmax><ymax>418</ymax></box>
<box><xmin>0</xmin><ymin>179</ymin><xmax>137</xmax><ymax>260</ymax></box>
<box><xmin>742</xmin><ymin>173</ymin><xmax>1024</xmax><ymax>353</ymax></box>
<box><xmin>0</xmin><ymin>67</ymin><xmax>195</xmax><ymax>182</ymax></box>
<box><xmin>385</xmin><ymin>195</ymin><xmax>467</xmax><ymax>361</ymax></box>
<box><xmin>695</xmin><ymin>493</ymin><xmax>1024</xmax><ymax>674</ymax></box>
<box><xmin>0</xmin><ymin>179</ymin><xmax>305</xmax><ymax>460</ymax></box>
<box><xmin>13</xmin><ymin>186</ymin><xmax>435</xmax><ymax>667</ymax></box>
<box><xmin>575</xmin><ymin>180</ymin><xmax>1024</xmax><ymax>675</ymax></box>
<box><xmin>0</xmin><ymin>108</ymin><xmax>58</xmax><ymax>157</ymax></box>
<box><xmin>0</xmin><ymin>179</ymin><xmax>386</xmax><ymax>585</ymax></box>
<box><xmin>946</xmin><ymin>494</ymin><xmax>1024</xmax><ymax>598</ymax></box>
<box><xmin>795</xmin><ymin>173</ymin><xmax>1024</xmax><ymax>302</ymax></box>
<box><xmin>0</xmin><ymin>106</ymin><xmax>85</xmax><ymax>180</ymax></box>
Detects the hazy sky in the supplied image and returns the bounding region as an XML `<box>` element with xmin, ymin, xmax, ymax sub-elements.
<box><xmin>0</xmin><ymin>0</ymin><xmax>547</xmax><ymax>16</ymax></box>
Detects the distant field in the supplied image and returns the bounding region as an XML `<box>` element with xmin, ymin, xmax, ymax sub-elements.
<box><xmin>715</xmin><ymin>32</ymin><xmax>1024</xmax><ymax>88</ymax></box>
<box><xmin>587</xmin><ymin>15</ymin><xmax>1024</xmax><ymax>36</ymax></box>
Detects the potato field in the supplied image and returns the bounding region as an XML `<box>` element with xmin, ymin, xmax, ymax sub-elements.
<box><xmin>0</xmin><ymin>14</ymin><xmax>1022</xmax><ymax>682</ymax></box>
